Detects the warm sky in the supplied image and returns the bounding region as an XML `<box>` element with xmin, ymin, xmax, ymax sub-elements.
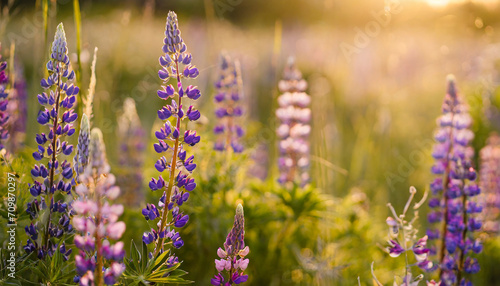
<box><xmin>419</xmin><ymin>0</ymin><xmax>499</xmax><ymax>6</ymax></box>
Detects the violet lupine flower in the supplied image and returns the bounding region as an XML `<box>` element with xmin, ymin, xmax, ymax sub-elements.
<box><xmin>276</xmin><ymin>57</ymin><xmax>311</xmax><ymax>186</ymax></box>
<box><xmin>74</xmin><ymin>114</ymin><xmax>90</xmax><ymax>182</ymax></box>
<box><xmin>427</xmin><ymin>76</ymin><xmax>482</xmax><ymax>285</ymax></box>
<box><xmin>25</xmin><ymin>23</ymin><xmax>78</xmax><ymax>259</ymax></box>
<box><xmin>0</xmin><ymin>47</ymin><xmax>9</xmax><ymax>150</ymax></box>
<box><xmin>73</xmin><ymin>128</ymin><xmax>126</xmax><ymax>286</ymax></box>
<box><xmin>211</xmin><ymin>204</ymin><xmax>250</xmax><ymax>285</ymax></box>
<box><xmin>142</xmin><ymin>11</ymin><xmax>202</xmax><ymax>258</ymax></box>
<box><xmin>213</xmin><ymin>52</ymin><xmax>244</xmax><ymax>153</ymax></box>
<box><xmin>6</xmin><ymin>60</ymin><xmax>28</xmax><ymax>153</ymax></box>
<box><xmin>479</xmin><ymin>133</ymin><xmax>500</xmax><ymax>234</ymax></box>
<box><xmin>382</xmin><ymin>187</ymin><xmax>433</xmax><ymax>286</ymax></box>
<box><xmin>117</xmin><ymin>98</ymin><xmax>146</xmax><ymax>206</ymax></box>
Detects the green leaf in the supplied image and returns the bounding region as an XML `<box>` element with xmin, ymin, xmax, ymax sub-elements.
<box><xmin>73</xmin><ymin>0</ymin><xmax>83</xmax><ymax>113</ymax></box>
<box><xmin>131</xmin><ymin>240</ymin><xmax>142</xmax><ymax>270</ymax></box>
<box><xmin>147</xmin><ymin>276</ymin><xmax>193</xmax><ymax>284</ymax></box>
<box><xmin>140</xmin><ymin>241</ymin><xmax>148</xmax><ymax>272</ymax></box>
<box><xmin>148</xmin><ymin>249</ymin><xmax>170</xmax><ymax>273</ymax></box>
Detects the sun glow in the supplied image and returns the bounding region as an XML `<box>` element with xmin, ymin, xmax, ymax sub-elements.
<box><xmin>426</xmin><ymin>0</ymin><xmax>451</xmax><ymax>6</ymax></box>
<box><xmin>417</xmin><ymin>0</ymin><xmax>499</xmax><ymax>7</ymax></box>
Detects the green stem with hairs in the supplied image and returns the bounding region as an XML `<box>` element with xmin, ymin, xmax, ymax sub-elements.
<box><xmin>154</xmin><ymin>57</ymin><xmax>182</xmax><ymax>258</ymax></box>
<box><xmin>43</xmin><ymin>64</ymin><xmax>62</xmax><ymax>250</ymax></box>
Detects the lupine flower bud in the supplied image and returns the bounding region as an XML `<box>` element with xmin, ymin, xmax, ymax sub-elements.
<box><xmin>213</xmin><ymin>52</ymin><xmax>245</xmax><ymax>153</ymax></box>
<box><xmin>276</xmin><ymin>57</ymin><xmax>311</xmax><ymax>186</ymax></box>
<box><xmin>88</xmin><ymin>128</ymin><xmax>110</xmax><ymax>176</ymax></box>
<box><xmin>74</xmin><ymin>114</ymin><xmax>90</xmax><ymax>181</ymax></box>
<box><xmin>211</xmin><ymin>204</ymin><xmax>249</xmax><ymax>285</ymax></box>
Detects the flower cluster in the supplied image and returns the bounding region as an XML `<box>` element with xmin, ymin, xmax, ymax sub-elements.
<box><xmin>73</xmin><ymin>128</ymin><xmax>126</xmax><ymax>286</ymax></box>
<box><xmin>6</xmin><ymin>60</ymin><xmax>28</xmax><ymax>153</ymax></box>
<box><xmin>380</xmin><ymin>187</ymin><xmax>432</xmax><ymax>286</ymax></box>
<box><xmin>117</xmin><ymin>98</ymin><xmax>146</xmax><ymax>206</ymax></box>
<box><xmin>25</xmin><ymin>23</ymin><xmax>78</xmax><ymax>258</ymax></box>
<box><xmin>276</xmin><ymin>57</ymin><xmax>311</xmax><ymax>186</ymax></box>
<box><xmin>213</xmin><ymin>52</ymin><xmax>244</xmax><ymax>153</ymax></box>
<box><xmin>0</xmin><ymin>46</ymin><xmax>9</xmax><ymax>150</ymax></box>
<box><xmin>427</xmin><ymin>76</ymin><xmax>482</xmax><ymax>285</ymax></box>
<box><xmin>479</xmin><ymin>133</ymin><xmax>500</xmax><ymax>234</ymax></box>
<box><xmin>211</xmin><ymin>204</ymin><xmax>250</xmax><ymax>285</ymax></box>
<box><xmin>142</xmin><ymin>11</ymin><xmax>202</xmax><ymax>260</ymax></box>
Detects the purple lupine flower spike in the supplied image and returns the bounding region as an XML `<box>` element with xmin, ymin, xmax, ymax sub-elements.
<box><xmin>427</xmin><ymin>75</ymin><xmax>482</xmax><ymax>285</ymax></box>
<box><xmin>213</xmin><ymin>52</ymin><xmax>245</xmax><ymax>153</ymax></box>
<box><xmin>479</xmin><ymin>133</ymin><xmax>500</xmax><ymax>234</ymax></box>
<box><xmin>117</xmin><ymin>98</ymin><xmax>146</xmax><ymax>206</ymax></box>
<box><xmin>0</xmin><ymin>46</ymin><xmax>9</xmax><ymax>150</ymax></box>
<box><xmin>212</xmin><ymin>204</ymin><xmax>250</xmax><ymax>285</ymax></box>
<box><xmin>142</xmin><ymin>10</ymin><xmax>202</xmax><ymax>259</ymax></box>
<box><xmin>73</xmin><ymin>128</ymin><xmax>126</xmax><ymax>286</ymax></box>
<box><xmin>25</xmin><ymin>23</ymin><xmax>78</xmax><ymax>259</ymax></box>
<box><xmin>276</xmin><ymin>57</ymin><xmax>311</xmax><ymax>186</ymax></box>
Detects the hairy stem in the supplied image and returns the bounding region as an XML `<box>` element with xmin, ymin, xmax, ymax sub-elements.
<box><xmin>438</xmin><ymin>99</ymin><xmax>456</xmax><ymax>279</ymax></box>
<box><xmin>43</xmin><ymin>65</ymin><xmax>62</xmax><ymax>250</ymax></box>
<box><xmin>93</xmin><ymin>175</ymin><xmax>103</xmax><ymax>286</ymax></box>
<box><xmin>456</xmin><ymin>188</ymin><xmax>468</xmax><ymax>286</ymax></box>
<box><xmin>154</xmin><ymin>57</ymin><xmax>182</xmax><ymax>257</ymax></box>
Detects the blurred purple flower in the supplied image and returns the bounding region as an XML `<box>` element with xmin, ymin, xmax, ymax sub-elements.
<box><xmin>426</xmin><ymin>76</ymin><xmax>482</xmax><ymax>285</ymax></box>
<box><xmin>478</xmin><ymin>133</ymin><xmax>500</xmax><ymax>234</ymax></box>
<box><xmin>117</xmin><ymin>98</ymin><xmax>146</xmax><ymax>206</ymax></box>
<box><xmin>5</xmin><ymin>60</ymin><xmax>28</xmax><ymax>153</ymax></box>
<box><xmin>73</xmin><ymin>128</ymin><xmax>126</xmax><ymax>285</ymax></box>
<box><xmin>276</xmin><ymin>57</ymin><xmax>311</xmax><ymax>187</ymax></box>
<box><xmin>213</xmin><ymin>52</ymin><xmax>245</xmax><ymax>153</ymax></box>
<box><xmin>0</xmin><ymin>46</ymin><xmax>9</xmax><ymax>150</ymax></box>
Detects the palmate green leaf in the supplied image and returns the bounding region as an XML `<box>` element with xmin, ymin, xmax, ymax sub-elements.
<box><xmin>145</xmin><ymin>263</ymin><xmax>178</xmax><ymax>279</ymax></box>
<box><xmin>7</xmin><ymin>275</ymin><xmax>33</xmax><ymax>286</ymax></box>
<box><xmin>49</xmin><ymin>247</ymin><xmax>62</xmax><ymax>274</ymax></box>
<box><xmin>147</xmin><ymin>276</ymin><xmax>193</xmax><ymax>284</ymax></box>
<box><xmin>22</xmin><ymin>263</ymin><xmax>47</xmax><ymax>282</ymax></box>
<box><xmin>168</xmin><ymin>268</ymin><xmax>189</xmax><ymax>279</ymax></box>
<box><xmin>122</xmin><ymin>240</ymin><xmax>189</xmax><ymax>285</ymax></box>
<box><xmin>0</xmin><ymin>281</ymin><xmax>21</xmax><ymax>286</ymax></box>
<box><xmin>17</xmin><ymin>249</ymin><xmax>75</xmax><ymax>285</ymax></box>
<box><xmin>0</xmin><ymin>249</ymin><xmax>23</xmax><ymax>286</ymax></box>
<box><xmin>147</xmin><ymin>249</ymin><xmax>170</xmax><ymax>273</ymax></box>
<box><xmin>123</xmin><ymin>280</ymin><xmax>141</xmax><ymax>286</ymax></box>
<box><xmin>124</xmin><ymin>257</ymin><xmax>138</xmax><ymax>275</ymax></box>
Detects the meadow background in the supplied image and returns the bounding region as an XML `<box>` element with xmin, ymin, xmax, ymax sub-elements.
<box><xmin>1</xmin><ymin>0</ymin><xmax>500</xmax><ymax>285</ymax></box>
